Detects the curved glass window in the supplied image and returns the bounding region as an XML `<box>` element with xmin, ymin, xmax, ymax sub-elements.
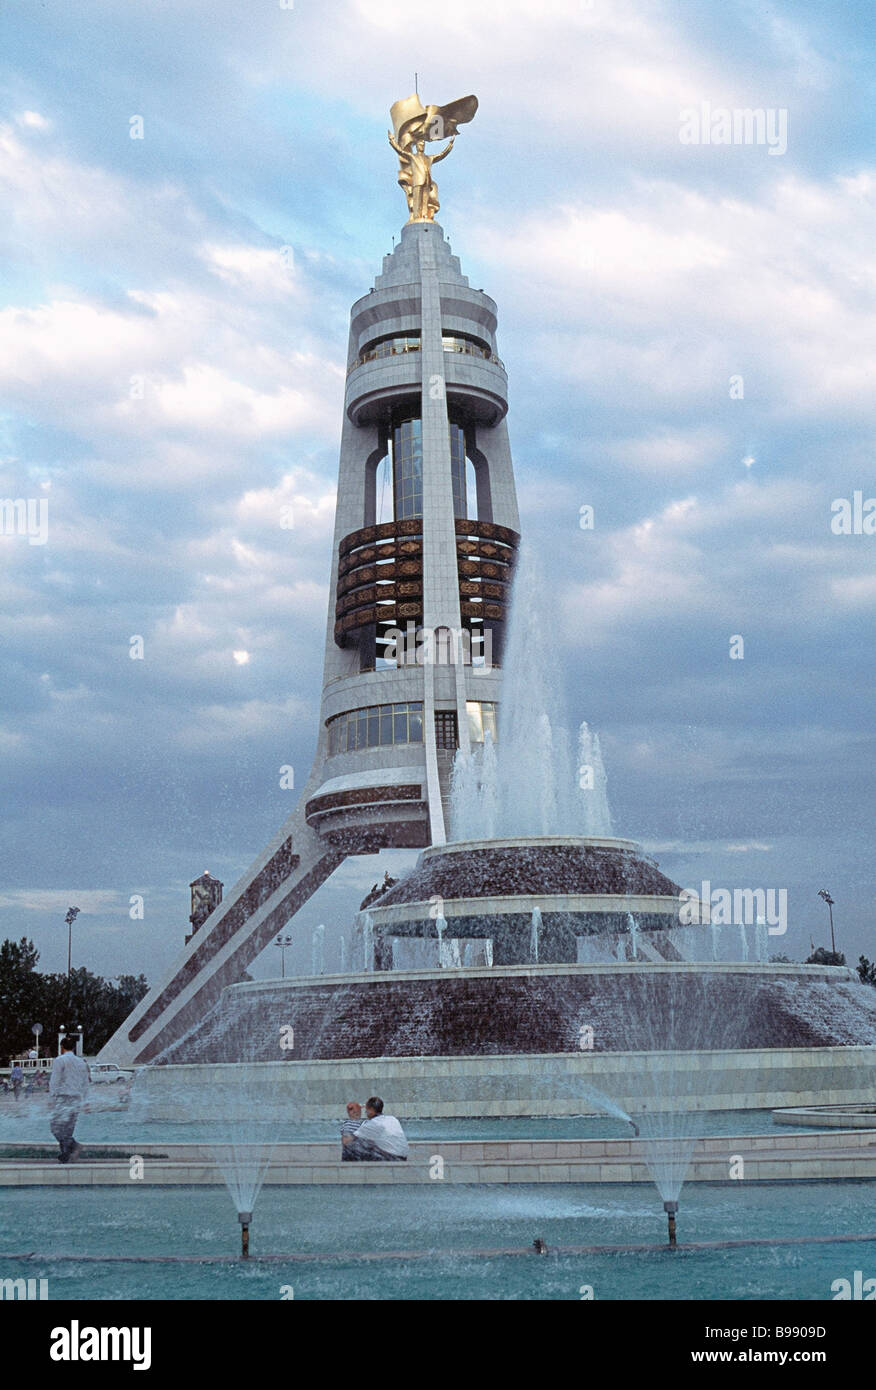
<box><xmin>442</xmin><ymin>335</ymin><xmax>503</xmax><ymax>368</ymax></box>
<box><xmin>327</xmin><ymin>701</ymin><xmax>424</xmax><ymax>756</ymax></box>
<box><xmin>392</xmin><ymin>417</ymin><xmax>423</xmax><ymax>519</ymax></box>
<box><xmin>350</xmin><ymin>333</ymin><xmax>502</xmax><ymax>373</ymax></box>
<box><xmin>350</xmin><ymin>335</ymin><xmax>421</xmax><ymax>372</ymax></box>
<box><xmin>450</xmin><ymin>422</ymin><xmax>467</xmax><ymax>518</ymax></box>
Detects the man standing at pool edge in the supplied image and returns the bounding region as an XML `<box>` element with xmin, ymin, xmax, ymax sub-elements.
<box><xmin>49</xmin><ymin>1036</ymin><xmax>90</xmax><ymax>1163</ymax></box>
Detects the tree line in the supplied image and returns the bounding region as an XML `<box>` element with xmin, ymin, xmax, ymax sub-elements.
<box><xmin>0</xmin><ymin>937</ymin><xmax>149</xmax><ymax>1063</ymax></box>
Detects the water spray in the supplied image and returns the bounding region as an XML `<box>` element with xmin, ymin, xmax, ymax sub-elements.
<box><xmin>238</xmin><ymin>1210</ymin><xmax>253</xmax><ymax>1259</ymax></box>
<box><xmin>663</xmin><ymin>1200</ymin><xmax>678</xmax><ymax>1249</ymax></box>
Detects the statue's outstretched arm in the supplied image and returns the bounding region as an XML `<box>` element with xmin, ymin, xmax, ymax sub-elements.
<box><xmin>431</xmin><ymin>137</ymin><xmax>456</xmax><ymax>164</ymax></box>
<box><xmin>388</xmin><ymin>131</ymin><xmax>405</xmax><ymax>156</ymax></box>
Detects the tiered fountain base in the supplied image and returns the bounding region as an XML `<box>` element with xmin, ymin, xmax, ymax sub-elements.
<box><xmin>146</xmin><ymin>838</ymin><xmax>876</xmax><ymax>1120</ymax></box>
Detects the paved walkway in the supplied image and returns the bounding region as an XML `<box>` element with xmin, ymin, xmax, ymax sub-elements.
<box><xmin>2</xmin><ymin>1131</ymin><xmax>874</xmax><ymax>1185</ymax></box>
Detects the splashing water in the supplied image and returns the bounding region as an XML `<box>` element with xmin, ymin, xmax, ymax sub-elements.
<box><xmin>436</xmin><ymin>914</ymin><xmax>460</xmax><ymax>969</ymax></box>
<box><xmin>627</xmin><ymin>912</ymin><xmax>639</xmax><ymax>960</ymax></box>
<box><xmin>530</xmin><ymin>907</ymin><xmax>541</xmax><ymax>963</ymax></box>
<box><xmin>311</xmin><ymin>923</ymin><xmax>325</xmax><ymax>977</ymax></box>
<box><xmin>362</xmin><ymin>913</ymin><xmax>374</xmax><ymax>972</ymax></box>
<box><xmin>551</xmin><ymin>1076</ymin><xmax>637</xmax><ymax>1131</ymax></box>
<box><xmin>133</xmin><ymin>1019</ymin><xmax>281</xmax><ymax>1230</ymax></box>
<box><xmin>212</xmin><ymin>1131</ymin><xmax>276</xmax><ymax>1223</ymax></box>
<box><xmin>449</xmin><ymin>545</ymin><xmax>612</xmax><ymax>841</ymax></box>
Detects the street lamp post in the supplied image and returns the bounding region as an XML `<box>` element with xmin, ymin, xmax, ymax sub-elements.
<box><xmin>64</xmin><ymin>906</ymin><xmax>81</xmax><ymax>978</ymax></box>
<box><xmin>817</xmin><ymin>889</ymin><xmax>836</xmax><ymax>954</ymax></box>
<box><xmin>275</xmin><ymin>933</ymin><xmax>293</xmax><ymax>979</ymax></box>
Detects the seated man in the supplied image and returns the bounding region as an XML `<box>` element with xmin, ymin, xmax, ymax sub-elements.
<box><xmin>340</xmin><ymin>1100</ymin><xmax>364</xmax><ymax>1159</ymax></box>
<box><xmin>341</xmin><ymin>1096</ymin><xmax>409</xmax><ymax>1162</ymax></box>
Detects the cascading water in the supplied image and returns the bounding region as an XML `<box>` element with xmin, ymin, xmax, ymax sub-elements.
<box><xmin>362</xmin><ymin>913</ymin><xmax>374</xmax><ymax>972</ymax></box>
<box><xmin>436</xmin><ymin>914</ymin><xmax>456</xmax><ymax>969</ymax></box>
<box><xmin>530</xmin><ymin>907</ymin><xmax>541</xmax><ymax>963</ymax></box>
<box><xmin>627</xmin><ymin>912</ymin><xmax>639</xmax><ymax>960</ymax></box>
<box><xmin>449</xmin><ymin>545</ymin><xmax>612</xmax><ymax>841</ymax></box>
<box><xmin>311</xmin><ymin>923</ymin><xmax>325</xmax><ymax>976</ymax></box>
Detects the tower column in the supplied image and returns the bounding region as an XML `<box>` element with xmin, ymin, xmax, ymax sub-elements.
<box><xmin>417</xmin><ymin>225</ymin><xmax>470</xmax><ymax>841</ymax></box>
<box><xmin>97</xmin><ymin>102</ymin><xmax>522</xmax><ymax>1064</ymax></box>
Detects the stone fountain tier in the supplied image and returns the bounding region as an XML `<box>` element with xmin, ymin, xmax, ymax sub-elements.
<box><xmin>154</xmin><ymin>961</ymin><xmax>876</xmax><ymax>1067</ymax></box>
<box><xmin>147</xmin><ymin>835</ymin><xmax>876</xmax><ymax>1118</ymax></box>
<box><xmin>381</xmin><ymin>836</ymin><xmax>679</xmax><ymax>900</ymax></box>
<box><xmin>365</xmin><ymin>836</ymin><xmax>685</xmax><ymax>966</ymax></box>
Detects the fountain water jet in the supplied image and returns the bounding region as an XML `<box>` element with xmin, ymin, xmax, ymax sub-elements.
<box><xmin>312</xmin><ymin>923</ymin><xmax>325</xmax><ymax>976</ymax></box>
<box><xmin>530</xmin><ymin>908</ymin><xmax>541</xmax><ymax>964</ymax></box>
<box><xmin>449</xmin><ymin>547</ymin><xmax>612</xmax><ymax>842</ymax></box>
<box><xmin>627</xmin><ymin>912</ymin><xmax>639</xmax><ymax>960</ymax></box>
<box><xmin>362</xmin><ymin>913</ymin><xmax>374</xmax><ymax>972</ymax></box>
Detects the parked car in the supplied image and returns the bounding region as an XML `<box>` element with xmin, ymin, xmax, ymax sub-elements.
<box><xmin>89</xmin><ymin>1062</ymin><xmax>135</xmax><ymax>1085</ymax></box>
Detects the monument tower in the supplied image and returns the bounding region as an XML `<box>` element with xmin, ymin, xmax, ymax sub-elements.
<box><xmin>102</xmin><ymin>93</ymin><xmax>520</xmax><ymax>1065</ymax></box>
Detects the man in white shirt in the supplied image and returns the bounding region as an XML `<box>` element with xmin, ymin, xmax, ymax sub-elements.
<box><xmin>48</xmin><ymin>1038</ymin><xmax>91</xmax><ymax>1163</ymax></box>
<box><xmin>341</xmin><ymin>1096</ymin><xmax>409</xmax><ymax>1161</ymax></box>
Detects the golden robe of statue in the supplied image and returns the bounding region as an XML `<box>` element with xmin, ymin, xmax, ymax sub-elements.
<box><xmin>388</xmin><ymin>93</ymin><xmax>478</xmax><ymax>223</ymax></box>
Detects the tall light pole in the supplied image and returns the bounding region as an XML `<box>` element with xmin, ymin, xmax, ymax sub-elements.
<box><xmin>817</xmin><ymin>889</ymin><xmax>836</xmax><ymax>954</ymax></box>
<box><xmin>275</xmin><ymin>933</ymin><xmax>293</xmax><ymax>980</ymax></box>
<box><xmin>64</xmin><ymin>906</ymin><xmax>81</xmax><ymax>978</ymax></box>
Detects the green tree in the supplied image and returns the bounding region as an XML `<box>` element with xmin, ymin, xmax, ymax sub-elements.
<box><xmin>0</xmin><ymin>939</ymin><xmax>148</xmax><ymax>1060</ymax></box>
<box><xmin>0</xmin><ymin>938</ymin><xmax>43</xmax><ymax>1062</ymax></box>
<box><xmin>805</xmin><ymin>946</ymin><xmax>846</xmax><ymax>967</ymax></box>
<box><xmin>857</xmin><ymin>956</ymin><xmax>876</xmax><ymax>987</ymax></box>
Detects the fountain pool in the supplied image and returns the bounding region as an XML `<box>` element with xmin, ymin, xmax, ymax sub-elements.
<box><xmin>0</xmin><ymin>1101</ymin><xmax>847</xmax><ymax>1149</ymax></box>
<box><xmin>1</xmin><ymin>1183</ymin><xmax>872</xmax><ymax>1300</ymax></box>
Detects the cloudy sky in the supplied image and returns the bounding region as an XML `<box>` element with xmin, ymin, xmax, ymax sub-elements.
<box><xmin>1</xmin><ymin>0</ymin><xmax>873</xmax><ymax>988</ymax></box>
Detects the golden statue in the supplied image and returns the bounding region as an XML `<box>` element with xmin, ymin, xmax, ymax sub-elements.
<box><xmin>388</xmin><ymin>93</ymin><xmax>478</xmax><ymax>222</ymax></box>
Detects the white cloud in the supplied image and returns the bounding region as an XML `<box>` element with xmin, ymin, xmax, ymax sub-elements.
<box><xmin>0</xmin><ymin>889</ymin><xmax>123</xmax><ymax>913</ymax></box>
<box><xmin>176</xmin><ymin>696</ymin><xmax>313</xmax><ymax>751</ymax></box>
<box><xmin>608</xmin><ymin>428</ymin><xmax>726</xmax><ymax>475</ymax></box>
<box><xmin>471</xmin><ymin>172</ymin><xmax>876</xmax><ymax>419</ymax></box>
<box><xmin>15</xmin><ymin>111</ymin><xmax>51</xmax><ymax>132</ymax></box>
<box><xmin>200</xmin><ymin>242</ymin><xmax>300</xmax><ymax>297</ymax></box>
<box><xmin>559</xmin><ymin>478</ymin><xmax>829</xmax><ymax>637</ymax></box>
<box><xmin>830</xmin><ymin>574</ymin><xmax>876</xmax><ymax>607</ymax></box>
